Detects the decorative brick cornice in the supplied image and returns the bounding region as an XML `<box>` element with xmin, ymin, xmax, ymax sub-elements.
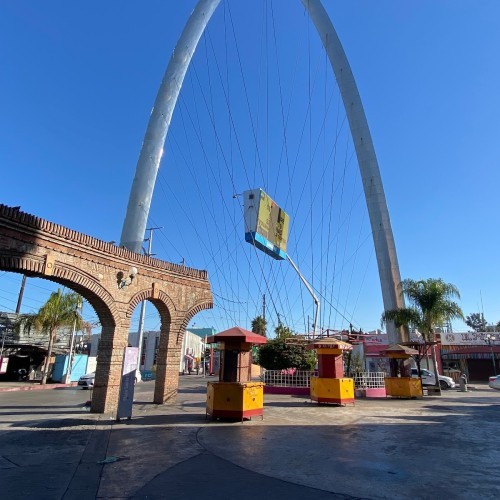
<box><xmin>0</xmin><ymin>204</ymin><xmax>208</xmax><ymax>280</ymax></box>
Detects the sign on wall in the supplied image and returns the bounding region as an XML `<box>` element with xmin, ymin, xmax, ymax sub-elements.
<box><xmin>440</xmin><ymin>332</ymin><xmax>500</xmax><ymax>346</ymax></box>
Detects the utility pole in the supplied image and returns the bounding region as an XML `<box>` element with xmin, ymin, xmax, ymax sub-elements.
<box><xmin>136</xmin><ymin>226</ymin><xmax>162</xmax><ymax>374</ymax></box>
<box><xmin>15</xmin><ymin>275</ymin><xmax>27</xmax><ymax>314</ymax></box>
<box><xmin>262</xmin><ymin>294</ymin><xmax>266</xmax><ymax>321</ymax></box>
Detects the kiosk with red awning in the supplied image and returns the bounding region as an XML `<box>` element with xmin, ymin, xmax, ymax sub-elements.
<box><xmin>306</xmin><ymin>338</ymin><xmax>354</xmax><ymax>405</ymax></box>
<box><xmin>380</xmin><ymin>344</ymin><xmax>422</xmax><ymax>398</ymax></box>
<box><xmin>206</xmin><ymin>327</ymin><xmax>266</xmax><ymax>421</ymax></box>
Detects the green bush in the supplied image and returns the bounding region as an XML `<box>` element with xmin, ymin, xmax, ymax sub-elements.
<box><xmin>257</xmin><ymin>339</ymin><xmax>316</xmax><ymax>370</ymax></box>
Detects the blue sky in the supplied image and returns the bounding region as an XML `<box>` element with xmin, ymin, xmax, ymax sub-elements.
<box><xmin>1</xmin><ymin>1</ymin><xmax>499</xmax><ymax>335</ymax></box>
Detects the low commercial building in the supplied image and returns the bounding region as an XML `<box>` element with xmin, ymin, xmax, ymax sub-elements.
<box><xmin>439</xmin><ymin>331</ymin><xmax>500</xmax><ymax>381</ymax></box>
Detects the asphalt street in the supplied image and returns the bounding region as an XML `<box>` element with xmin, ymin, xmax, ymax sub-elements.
<box><xmin>0</xmin><ymin>377</ymin><xmax>499</xmax><ymax>499</ymax></box>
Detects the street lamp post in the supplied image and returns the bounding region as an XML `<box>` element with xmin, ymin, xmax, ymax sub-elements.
<box><xmin>0</xmin><ymin>325</ymin><xmax>8</xmax><ymax>374</ymax></box>
<box><xmin>485</xmin><ymin>334</ymin><xmax>497</xmax><ymax>376</ymax></box>
<box><xmin>136</xmin><ymin>226</ymin><xmax>162</xmax><ymax>375</ymax></box>
<box><xmin>63</xmin><ymin>299</ymin><xmax>83</xmax><ymax>384</ymax></box>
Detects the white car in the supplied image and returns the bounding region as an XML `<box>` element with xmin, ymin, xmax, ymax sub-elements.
<box><xmin>411</xmin><ymin>368</ymin><xmax>456</xmax><ymax>390</ymax></box>
<box><xmin>78</xmin><ymin>371</ymin><xmax>141</xmax><ymax>389</ymax></box>
<box><xmin>489</xmin><ymin>375</ymin><xmax>500</xmax><ymax>390</ymax></box>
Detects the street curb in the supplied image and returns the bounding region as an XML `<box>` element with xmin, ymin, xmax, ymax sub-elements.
<box><xmin>0</xmin><ymin>382</ymin><xmax>78</xmax><ymax>392</ymax></box>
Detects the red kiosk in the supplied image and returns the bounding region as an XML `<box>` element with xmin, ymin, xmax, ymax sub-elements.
<box><xmin>307</xmin><ymin>338</ymin><xmax>354</xmax><ymax>405</ymax></box>
<box><xmin>206</xmin><ymin>327</ymin><xmax>267</xmax><ymax>420</ymax></box>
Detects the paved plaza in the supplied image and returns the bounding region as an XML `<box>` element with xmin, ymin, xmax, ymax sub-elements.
<box><xmin>0</xmin><ymin>377</ymin><xmax>499</xmax><ymax>499</ymax></box>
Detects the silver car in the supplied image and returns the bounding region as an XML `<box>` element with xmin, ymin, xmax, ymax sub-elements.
<box><xmin>77</xmin><ymin>372</ymin><xmax>95</xmax><ymax>389</ymax></box>
<box><xmin>489</xmin><ymin>375</ymin><xmax>500</xmax><ymax>390</ymax></box>
<box><xmin>78</xmin><ymin>371</ymin><xmax>141</xmax><ymax>389</ymax></box>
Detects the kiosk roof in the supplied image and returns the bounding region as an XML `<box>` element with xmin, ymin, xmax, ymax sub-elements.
<box><xmin>207</xmin><ymin>326</ymin><xmax>267</xmax><ymax>345</ymax></box>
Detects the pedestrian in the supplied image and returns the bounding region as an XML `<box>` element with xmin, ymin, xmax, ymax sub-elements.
<box><xmin>459</xmin><ymin>372</ymin><xmax>468</xmax><ymax>392</ymax></box>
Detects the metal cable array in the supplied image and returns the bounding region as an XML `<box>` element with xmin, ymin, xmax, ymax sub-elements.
<box><xmin>135</xmin><ymin>1</ymin><xmax>374</xmax><ymax>335</ymax></box>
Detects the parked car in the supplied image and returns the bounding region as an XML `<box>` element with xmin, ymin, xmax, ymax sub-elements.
<box><xmin>78</xmin><ymin>371</ymin><xmax>141</xmax><ymax>389</ymax></box>
<box><xmin>489</xmin><ymin>375</ymin><xmax>500</xmax><ymax>390</ymax></box>
<box><xmin>78</xmin><ymin>372</ymin><xmax>95</xmax><ymax>389</ymax></box>
<box><xmin>411</xmin><ymin>368</ymin><xmax>456</xmax><ymax>390</ymax></box>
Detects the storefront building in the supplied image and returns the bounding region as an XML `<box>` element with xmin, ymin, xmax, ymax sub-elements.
<box><xmin>439</xmin><ymin>332</ymin><xmax>500</xmax><ymax>382</ymax></box>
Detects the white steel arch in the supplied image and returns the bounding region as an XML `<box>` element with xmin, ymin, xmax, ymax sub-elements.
<box><xmin>120</xmin><ymin>0</ymin><xmax>405</xmax><ymax>342</ymax></box>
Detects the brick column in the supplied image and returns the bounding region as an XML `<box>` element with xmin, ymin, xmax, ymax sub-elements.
<box><xmin>91</xmin><ymin>320</ymin><xmax>129</xmax><ymax>414</ymax></box>
<box><xmin>154</xmin><ymin>318</ymin><xmax>183</xmax><ymax>404</ymax></box>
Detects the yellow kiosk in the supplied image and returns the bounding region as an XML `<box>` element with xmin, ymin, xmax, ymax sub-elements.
<box><xmin>381</xmin><ymin>344</ymin><xmax>422</xmax><ymax>398</ymax></box>
<box><xmin>206</xmin><ymin>327</ymin><xmax>267</xmax><ymax>421</ymax></box>
<box><xmin>307</xmin><ymin>338</ymin><xmax>354</xmax><ymax>405</ymax></box>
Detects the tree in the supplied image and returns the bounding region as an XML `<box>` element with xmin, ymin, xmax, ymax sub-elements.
<box><xmin>258</xmin><ymin>339</ymin><xmax>316</xmax><ymax>371</ymax></box>
<box><xmin>16</xmin><ymin>289</ymin><xmax>83</xmax><ymax>384</ymax></box>
<box><xmin>274</xmin><ymin>324</ymin><xmax>294</xmax><ymax>339</ymax></box>
<box><xmin>251</xmin><ymin>315</ymin><xmax>267</xmax><ymax>336</ymax></box>
<box><xmin>465</xmin><ymin>313</ymin><xmax>487</xmax><ymax>332</ymax></box>
<box><xmin>381</xmin><ymin>278</ymin><xmax>464</xmax><ymax>393</ymax></box>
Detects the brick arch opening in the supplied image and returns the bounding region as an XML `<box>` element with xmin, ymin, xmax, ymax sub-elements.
<box><xmin>126</xmin><ymin>290</ymin><xmax>213</xmax><ymax>404</ymax></box>
<box><xmin>0</xmin><ymin>255</ymin><xmax>116</xmax><ymax>328</ymax></box>
<box><xmin>127</xmin><ymin>288</ymin><xmax>176</xmax><ymax>324</ymax></box>
<box><xmin>152</xmin><ymin>298</ymin><xmax>214</xmax><ymax>404</ymax></box>
<box><xmin>177</xmin><ymin>300</ymin><xmax>214</xmax><ymax>343</ymax></box>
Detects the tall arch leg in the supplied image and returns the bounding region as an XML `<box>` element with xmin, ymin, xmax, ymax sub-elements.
<box><xmin>301</xmin><ymin>0</ymin><xmax>405</xmax><ymax>342</ymax></box>
<box><xmin>120</xmin><ymin>0</ymin><xmax>221</xmax><ymax>253</ymax></box>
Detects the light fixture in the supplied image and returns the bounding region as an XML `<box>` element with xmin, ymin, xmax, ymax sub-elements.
<box><xmin>117</xmin><ymin>266</ymin><xmax>138</xmax><ymax>289</ymax></box>
<box><xmin>485</xmin><ymin>333</ymin><xmax>497</xmax><ymax>376</ymax></box>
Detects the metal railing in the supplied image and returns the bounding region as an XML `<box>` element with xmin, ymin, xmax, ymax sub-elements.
<box><xmin>261</xmin><ymin>369</ymin><xmax>387</xmax><ymax>390</ymax></box>
<box><xmin>261</xmin><ymin>369</ymin><xmax>317</xmax><ymax>387</ymax></box>
<box><xmin>349</xmin><ymin>371</ymin><xmax>387</xmax><ymax>389</ymax></box>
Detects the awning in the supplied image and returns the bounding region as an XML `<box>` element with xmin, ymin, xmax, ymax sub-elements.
<box><xmin>364</xmin><ymin>344</ymin><xmax>389</xmax><ymax>356</ymax></box>
<box><xmin>206</xmin><ymin>326</ymin><xmax>267</xmax><ymax>345</ymax></box>
<box><xmin>380</xmin><ymin>344</ymin><xmax>419</xmax><ymax>357</ymax></box>
<box><xmin>441</xmin><ymin>345</ymin><xmax>500</xmax><ymax>359</ymax></box>
<box><xmin>306</xmin><ymin>338</ymin><xmax>352</xmax><ymax>351</ymax></box>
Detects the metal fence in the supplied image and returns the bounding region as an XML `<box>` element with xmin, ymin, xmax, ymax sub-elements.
<box><xmin>262</xmin><ymin>370</ymin><xmax>387</xmax><ymax>390</ymax></box>
<box><xmin>349</xmin><ymin>371</ymin><xmax>387</xmax><ymax>389</ymax></box>
<box><xmin>261</xmin><ymin>369</ymin><xmax>317</xmax><ymax>387</ymax></box>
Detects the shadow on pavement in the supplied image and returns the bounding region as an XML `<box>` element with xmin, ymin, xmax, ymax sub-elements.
<box><xmin>9</xmin><ymin>417</ymin><xmax>103</xmax><ymax>429</ymax></box>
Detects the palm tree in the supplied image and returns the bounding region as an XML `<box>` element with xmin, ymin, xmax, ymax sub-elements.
<box><xmin>251</xmin><ymin>315</ymin><xmax>267</xmax><ymax>336</ymax></box>
<box><xmin>381</xmin><ymin>278</ymin><xmax>464</xmax><ymax>392</ymax></box>
<box><xmin>17</xmin><ymin>289</ymin><xmax>83</xmax><ymax>384</ymax></box>
<box><xmin>275</xmin><ymin>324</ymin><xmax>294</xmax><ymax>339</ymax></box>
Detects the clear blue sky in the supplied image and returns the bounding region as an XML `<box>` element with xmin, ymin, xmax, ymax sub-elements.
<box><xmin>1</xmin><ymin>1</ymin><xmax>499</xmax><ymax>335</ymax></box>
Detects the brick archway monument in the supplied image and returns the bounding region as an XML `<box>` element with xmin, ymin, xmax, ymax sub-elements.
<box><xmin>0</xmin><ymin>204</ymin><xmax>212</xmax><ymax>415</ymax></box>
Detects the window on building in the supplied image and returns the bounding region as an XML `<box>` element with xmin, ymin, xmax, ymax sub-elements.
<box><xmin>153</xmin><ymin>336</ymin><xmax>160</xmax><ymax>365</ymax></box>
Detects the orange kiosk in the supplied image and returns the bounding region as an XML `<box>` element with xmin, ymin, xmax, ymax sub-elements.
<box><xmin>307</xmin><ymin>338</ymin><xmax>354</xmax><ymax>405</ymax></box>
<box><xmin>206</xmin><ymin>327</ymin><xmax>267</xmax><ymax>420</ymax></box>
<box><xmin>381</xmin><ymin>344</ymin><xmax>422</xmax><ymax>398</ymax></box>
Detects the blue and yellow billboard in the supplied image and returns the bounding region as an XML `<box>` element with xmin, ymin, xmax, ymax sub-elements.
<box><xmin>243</xmin><ymin>189</ymin><xmax>289</xmax><ymax>260</ymax></box>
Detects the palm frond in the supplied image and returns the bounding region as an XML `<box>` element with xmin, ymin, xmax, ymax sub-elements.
<box><xmin>388</xmin><ymin>278</ymin><xmax>464</xmax><ymax>337</ymax></box>
<box><xmin>381</xmin><ymin>308</ymin><xmax>422</xmax><ymax>329</ymax></box>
